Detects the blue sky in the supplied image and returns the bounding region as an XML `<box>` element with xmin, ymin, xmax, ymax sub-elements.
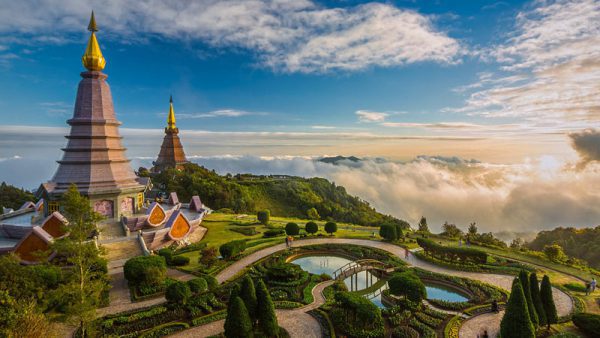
<box><xmin>3</xmin><ymin>0</ymin><xmax>592</xmax><ymax>135</ymax></box>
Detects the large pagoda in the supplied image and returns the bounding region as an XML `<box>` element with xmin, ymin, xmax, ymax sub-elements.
<box><xmin>38</xmin><ymin>12</ymin><xmax>147</xmax><ymax>219</ymax></box>
<box><xmin>152</xmin><ymin>96</ymin><xmax>189</xmax><ymax>172</ymax></box>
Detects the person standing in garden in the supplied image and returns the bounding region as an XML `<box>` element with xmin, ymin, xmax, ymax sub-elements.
<box><xmin>591</xmin><ymin>278</ymin><xmax>596</xmax><ymax>292</ymax></box>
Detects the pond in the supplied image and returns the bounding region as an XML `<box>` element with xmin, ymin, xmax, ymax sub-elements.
<box><xmin>291</xmin><ymin>254</ymin><xmax>469</xmax><ymax>307</ymax></box>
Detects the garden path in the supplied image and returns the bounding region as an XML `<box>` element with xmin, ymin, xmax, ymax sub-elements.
<box><xmin>169</xmin><ymin>280</ymin><xmax>334</xmax><ymax>338</ymax></box>
<box><xmin>215</xmin><ymin>238</ymin><xmax>572</xmax><ymax>317</ymax></box>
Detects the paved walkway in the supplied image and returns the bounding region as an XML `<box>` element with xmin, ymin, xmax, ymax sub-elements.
<box><xmin>170</xmin><ymin>280</ymin><xmax>334</xmax><ymax>338</ymax></box>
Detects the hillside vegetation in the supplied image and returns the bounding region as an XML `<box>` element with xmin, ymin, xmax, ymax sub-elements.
<box><xmin>527</xmin><ymin>226</ymin><xmax>600</xmax><ymax>269</ymax></box>
<box><xmin>147</xmin><ymin>163</ymin><xmax>407</xmax><ymax>228</ymax></box>
<box><xmin>0</xmin><ymin>181</ymin><xmax>34</xmax><ymax>211</ymax></box>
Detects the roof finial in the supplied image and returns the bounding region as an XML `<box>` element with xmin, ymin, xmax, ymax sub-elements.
<box><xmin>88</xmin><ymin>11</ymin><xmax>98</xmax><ymax>32</ymax></box>
<box><xmin>82</xmin><ymin>11</ymin><xmax>106</xmax><ymax>71</ymax></box>
<box><xmin>167</xmin><ymin>96</ymin><xmax>177</xmax><ymax>130</ymax></box>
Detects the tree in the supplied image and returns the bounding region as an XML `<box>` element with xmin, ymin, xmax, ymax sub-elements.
<box><xmin>388</xmin><ymin>271</ymin><xmax>427</xmax><ymax>303</ymax></box>
<box><xmin>305</xmin><ymin>221</ymin><xmax>318</xmax><ymax>235</ymax></box>
<box><xmin>468</xmin><ymin>222</ymin><xmax>478</xmax><ymax>236</ymax></box>
<box><xmin>0</xmin><ymin>291</ymin><xmax>17</xmax><ymax>336</ymax></box>
<box><xmin>441</xmin><ymin>222</ymin><xmax>463</xmax><ymax>238</ymax></box>
<box><xmin>240</xmin><ymin>276</ymin><xmax>258</xmax><ymax>324</ymax></box>
<box><xmin>394</xmin><ymin>223</ymin><xmax>404</xmax><ymax>241</ymax></box>
<box><xmin>418</xmin><ymin>216</ymin><xmax>429</xmax><ymax>233</ymax></box>
<box><xmin>500</xmin><ymin>278</ymin><xmax>535</xmax><ymax>338</ymax></box>
<box><xmin>540</xmin><ymin>275</ymin><xmax>558</xmax><ymax>329</ymax></box>
<box><xmin>529</xmin><ymin>272</ymin><xmax>547</xmax><ymax>326</ymax></box>
<box><xmin>257</xmin><ymin>210</ymin><xmax>270</xmax><ymax>225</ymax></box>
<box><xmin>543</xmin><ymin>244</ymin><xmax>567</xmax><ymax>263</ymax></box>
<box><xmin>256</xmin><ymin>279</ymin><xmax>278</xmax><ymax>336</ymax></box>
<box><xmin>166</xmin><ymin>281</ymin><xmax>192</xmax><ymax>305</ymax></box>
<box><xmin>379</xmin><ymin>224</ymin><xmax>398</xmax><ymax>241</ymax></box>
<box><xmin>52</xmin><ymin>184</ymin><xmax>107</xmax><ymax>336</ymax></box>
<box><xmin>285</xmin><ymin>222</ymin><xmax>300</xmax><ymax>236</ymax></box>
<box><xmin>325</xmin><ymin>221</ymin><xmax>337</xmax><ymax>235</ymax></box>
<box><xmin>511</xmin><ymin>237</ymin><xmax>524</xmax><ymax>249</ymax></box>
<box><xmin>306</xmin><ymin>207</ymin><xmax>320</xmax><ymax>220</ymax></box>
<box><xmin>519</xmin><ymin>270</ymin><xmax>539</xmax><ymax>327</ymax></box>
<box><xmin>224</xmin><ymin>296</ymin><xmax>253</xmax><ymax>338</ymax></box>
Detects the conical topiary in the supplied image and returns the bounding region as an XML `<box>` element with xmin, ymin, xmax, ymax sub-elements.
<box><xmin>519</xmin><ymin>270</ymin><xmax>539</xmax><ymax>327</ymax></box>
<box><xmin>540</xmin><ymin>275</ymin><xmax>558</xmax><ymax>329</ymax></box>
<box><xmin>500</xmin><ymin>278</ymin><xmax>535</xmax><ymax>338</ymax></box>
<box><xmin>240</xmin><ymin>276</ymin><xmax>258</xmax><ymax>324</ymax></box>
<box><xmin>224</xmin><ymin>296</ymin><xmax>253</xmax><ymax>338</ymax></box>
<box><xmin>256</xmin><ymin>279</ymin><xmax>279</xmax><ymax>337</ymax></box>
<box><xmin>529</xmin><ymin>273</ymin><xmax>547</xmax><ymax>326</ymax></box>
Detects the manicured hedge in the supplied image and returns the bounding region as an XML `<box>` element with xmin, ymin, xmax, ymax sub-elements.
<box><xmin>219</xmin><ymin>239</ymin><xmax>247</xmax><ymax>259</ymax></box>
<box><xmin>417</xmin><ymin>238</ymin><xmax>487</xmax><ymax>264</ymax></box>
<box><xmin>572</xmin><ymin>313</ymin><xmax>600</xmax><ymax>336</ymax></box>
<box><xmin>170</xmin><ymin>255</ymin><xmax>190</xmax><ymax>266</ymax></box>
<box><xmin>388</xmin><ymin>271</ymin><xmax>427</xmax><ymax>303</ymax></box>
<box><xmin>285</xmin><ymin>222</ymin><xmax>300</xmax><ymax>236</ymax></box>
<box><xmin>165</xmin><ymin>281</ymin><xmax>191</xmax><ymax>305</ymax></box>
<box><xmin>187</xmin><ymin>278</ymin><xmax>208</xmax><ymax>294</ymax></box>
<box><xmin>123</xmin><ymin>255</ymin><xmax>167</xmax><ymax>287</ymax></box>
<box><xmin>263</xmin><ymin>228</ymin><xmax>285</xmax><ymax>238</ymax></box>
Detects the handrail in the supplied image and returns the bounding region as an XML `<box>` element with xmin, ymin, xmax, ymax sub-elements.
<box><xmin>332</xmin><ymin>259</ymin><xmax>394</xmax><ymax>279</ymax></box>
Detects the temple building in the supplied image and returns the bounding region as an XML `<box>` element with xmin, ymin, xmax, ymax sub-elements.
<box><xmin>0</xmin><ymin>13</ymin><xmax>209</xmax><ymax>263</ymax></box>
<box><xmin>37</xmin><ymin>12</ymin><xmax>149</xmax><ymax>219</ymax></box>
<box><xmin>152</xmin><ymin>96</ymin><xmax>189</xmax><ymax>172</ymax></box>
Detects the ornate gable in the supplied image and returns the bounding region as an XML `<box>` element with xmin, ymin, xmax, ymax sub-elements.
<box><xmin>165</xmin><ymin>210</ymin><xmax>192</xmax><ymax>241</ymax></box>
<box><xmin>41</xmin><ymin>211</ymin><xmax>69</xmax><ymax>238</ymax></box>
<box><xmin>146</xmin><ymin>202</ymin><xmax>167</xmax><ymax>227</ymax></box>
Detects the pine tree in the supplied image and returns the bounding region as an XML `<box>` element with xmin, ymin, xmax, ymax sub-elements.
<box><xmin>224</xmin><ymin>296</ymin><xmax>253</xmax><ymax>338</ymax></box>
<box><xmin>540</xmin><ymin>275</ymin><xmax>558</xmax><ymax>329</ymax></box>
<box><xmin>240</xmin><ymin>276</ymin><xmax>258</xmax><ymax>324</ymax></box>
<box><xmin>519</xmin><ymin>270</ymin><xmax>539</xmax><ymax>327</ymax></box>
<box><xmin>256</xmin><ymin>279</ymin><xmax>278</xmax><ymax>337</ymax></box>
<box><xmin>500</xmin><ymin>278</ymin><xmax>535</xmax><ymax>338</ymax></box>
<box><xmin>225</xmin><ymin>284</ymin><xmax>240</xmax><ymax>325</ymax></box>
<box><xmin>529</xmin><ymin>273</ymin><xmax>547</xmax><ymax>326</ymax></box>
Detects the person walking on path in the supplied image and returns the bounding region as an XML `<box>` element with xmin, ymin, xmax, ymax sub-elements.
<box><xmin>405</xmin><ymin>249</ymin><xmax>409</xmax><ymax>260</ymax></box>
<box><xmin>591</xmin><ymin>278</ymin><xmax>597</xmax><ymax>292</ymax></box>
<box><xmin>285</xmin><ymin>236</ymin><xmax>289</xmax><ymax>248</ymax></box>
<box><xmin>289</xmin><ymin>236</ymin><xmax>294</xmax><ymax>248</ymax></box>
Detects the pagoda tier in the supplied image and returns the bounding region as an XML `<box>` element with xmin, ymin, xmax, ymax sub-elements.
<box><xmin>47</xmin><ymin>71</ymin><xmax>144</xmax><ymax>195</ymax></box>
<box><xmin>153</xmin><ymin>97</ymin><xmax>189</xmax><ymax>172</ymax></box>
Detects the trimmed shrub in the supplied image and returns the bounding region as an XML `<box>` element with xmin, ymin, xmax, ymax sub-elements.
<box><xmin>240</xmin><ymin>276</ymin><xmax>257</xmax><ymax>324</ymax></box>
<box><xmin>224</xmin><ymin>296</ymin><xmax>253</xmax><ymax>338</ymax></box>
<box><xmin>324</xmin><ymin>222</ymin><xmax>337</xmax><ymax>235</ymax></box>
<box><xmin>540</xmin><ymin>275</ymin><xmax>558</xmax><ymax>329</ymax></box>
<box><xmin>165</xmin><ymin>281</ymin><xmax>192</xmax><ymax>305</ymax></box>
<box><xmin>305</xmin><ymin>221</ymin><xmax>318</xmax><ymax>234</ymax></box>
<box><xmin>187</xmin><ymin>278</ymin><xmax>208</xmax><ymax>294</ymax></box>
<box><xmin>198</xmin><ymin>247</ymin><xmax>218</xmax><ymax>266</ymax></box>
<box><xmin>219</xmin><ymin>240</ymin><xmax>246</xmax><ymax>259</ymax></box>
<box><xmin>256</xmin><ymin>279</ymin><xmax>279</xmax><ymax>336</ymax></box>
<box><xmin>263</xmin><ymin>228</ymin><xmax>285</xmax><ymax>238</ymax></box>
<box><xmin>562</xmin><ymin>282</ymin><xmax>587</xmax><ymax>293</ymax></box>
<box><xmin>388</xmin><ymin>271</ymin><xmax>427</xmax><ymax>303</ymax></box>
<box><xmin>380</xmin><ymin>224</ymin><xmax>398</xmax><ymax>241</ymax></box>
<box><xmin>170</xmin><ymin>255</ymin><xmax>190</xmax><ymax>266</ymax></box>
<box><xmin>417</xmin><ymin>237</ymin><xmax>487</xmax><ymax>264</ymax></box>
<box><xmin>500</xmin><ymin>278</ymin><xmax>535</xmax><ymax>338</ymax></box>
<box><xmin>334</xmin><ymin>292</ymin><xmax>384</xmax><ymax>332</ymax></box>
<box><xmin>257</xmin><ymin>210</ymin><xmax>270</xmax><ymax>225</ymax></box>
<box><xmin>158</xmin><ymin>248</ymin><xmax>173</xmax><ymax>265</ymax></box>
<box><xmin>285</xmin><ymin>222</ymin><xmax>300</xmax><ymax>236</ymax></box>
<box><xmin>519</xmin><ymin>270</ymin><xmax>538</xmax><ymax>327</ymax></box>
<box><xmin>572</xmin><ymin>313</ymin><xmax>600</xmax><ymax>336</ymax></box>
<box><xmin>530</xmin><ymin>272</ymin><xmax>547</xmax><ymax>326</ymax></box>
<box><xmin>203</xmin><ymin>274</ymin><xmax>219</xmax><ymax>290</ymax></box>
<box><xmin>123</xmin><ymin>255</ymin><xmax>167</xmax><ymax>287</ymax></box>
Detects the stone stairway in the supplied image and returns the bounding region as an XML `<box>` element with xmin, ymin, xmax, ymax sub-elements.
<box><xmin>101</xmin><ymin>237</ymin><xmax>143</xmax><ymax>262</ymax></box>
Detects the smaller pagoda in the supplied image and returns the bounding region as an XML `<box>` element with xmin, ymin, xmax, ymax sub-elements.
<box><xmin>152</xmin><ymin>96</ymin><xmax>189</xmax><ymax>172</ymax></box>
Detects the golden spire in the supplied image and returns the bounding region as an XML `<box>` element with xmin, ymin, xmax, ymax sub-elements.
<box><xmin>82</xmin><ymin>11</ymin><xmax>106</xmax><ymax>71</ymax></box>
<box><xmin>167</xmin><ymin>95</ymin><xmax>177</xmax><ymax>130</ymax></box>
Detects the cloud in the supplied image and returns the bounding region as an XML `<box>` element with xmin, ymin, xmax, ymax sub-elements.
<box><xmin>0</xmin><ymin>0</ymin><xmax>462</xmax><ymax>73</ymax></box>
<box><xmin>569</xmin><ymin>128</ymin><xmax>600</xmax><ymax>168</ymax></box>
<box><xmin>176</xmin><ymin>109</ymin><xmax>265</xmax><ymax>119</ymax></box>
<box><xmin>447</xmin><ymin>0</ymin><xmax>600</xmax><ymax>125</ymax></box>
<box><xmin>128</xmin><ymin>154</ymin><xmax>600</xmax><ymax>233</ymax></box>
<box><xmin>39</xmin><ymin>101</ymin><xmax>71</xmax><ymax>117</ymax></box>
<box><xmin>311</xmin><ymin>125</ymin><xmax>336</xmax><ymax>130</ymax></box>
<box><xmin>356</xmin><ymin>110</ymin><xmax>389</xmax><ymax>123</ymax></box>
